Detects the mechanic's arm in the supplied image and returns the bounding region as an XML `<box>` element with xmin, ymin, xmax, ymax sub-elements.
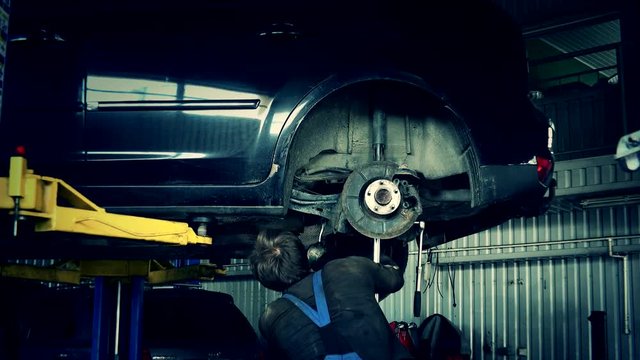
<box><xmin>370</xmin><ymin>255</ymin><xmax>404</xmax><ymax>295</ymax></box>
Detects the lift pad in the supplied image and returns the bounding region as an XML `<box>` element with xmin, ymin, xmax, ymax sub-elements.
<box><xmin>0</xmin><ymin>155</ymin><xmax>212</xmax><ymax>246</ymax></box>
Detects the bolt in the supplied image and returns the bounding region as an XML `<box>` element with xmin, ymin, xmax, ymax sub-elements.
<box><xmin>196</xmin><ymin>223</ymin><xmax>208</xmax><ymax>236</ymax></box>
<box><xmin>374</xmin><ymin>206</ymin><xmax>379</xmax><ymax>212</ymax></box>
<box><xmin>379</xmin><ymin>181</ymin><xmax>384</xmax><ymax>185</ymax></box>
<box><xmin>394</xmin><ymin>189</ymin><xmax>398</xmax><ymax>194</ymax></box>
<box><xmin>390</xmin><ymin>205</ymin><xmax>395</xmax><ymax>210</ymax></box>
<box><xmin>367</xmin><ymin>192</ymin><xmax>371</xmax><ymax>196</ymax></box>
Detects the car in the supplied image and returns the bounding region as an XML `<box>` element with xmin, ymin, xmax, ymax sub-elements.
<box><xmin>0</xmin><ymin>281</ymin><xmax>261</xmax><ymax>360</ymax></box>
<box><xmin>142</xmin><ymin>287</ymin><xmax>261</xmax><ymax>360</ymax></box>
<box><xmin>0</xmin><ymin>0</ymin><xmax>555</xmax><ymax>261</ymax></box>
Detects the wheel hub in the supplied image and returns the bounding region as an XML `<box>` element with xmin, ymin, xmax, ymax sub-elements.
<box><xmin>364</xmin><ymin>179</ymin><xmax>401</xmax><ymax>215</ymax></box>
<box><xmin>340</xmin><ymin>162</ymin><xmax>421</xmax><ymax>239</ymax></box>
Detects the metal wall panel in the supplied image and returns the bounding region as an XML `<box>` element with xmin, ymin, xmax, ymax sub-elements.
<box><xmin>554</xmin><ymin>155</ymin><xmax>640</xmax><ymax>197</ymax></box>
<box><xmin>540</xmin><ymin>84</ymin><xmax>623</xmax><ymax>161</ymax></box>
<box><xmin>396</xmin><ymin>205</ymin><xmax>640</xmax><ymax>360</ymax></box>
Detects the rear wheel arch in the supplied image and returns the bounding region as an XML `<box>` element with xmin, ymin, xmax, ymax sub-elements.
<box><xmin>279</xmin><ymin>77</ymin><xmax>479</xmax><ymax>210</ymax></box>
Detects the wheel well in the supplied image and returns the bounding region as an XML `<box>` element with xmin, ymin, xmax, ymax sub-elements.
<box><xmin>284</xmin><ymin>80</ymin><xmax>477</xmax><ymax>206</ymax></box>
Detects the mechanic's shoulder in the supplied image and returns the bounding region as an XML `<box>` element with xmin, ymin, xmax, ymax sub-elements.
<box><xmin>261</xmin><ymin>297</ymin><xmax>289</xmax><ymax>322</ymax></box>
<box><xmin>325</xmin><ymin>255</ymin><xmax>374</xmax><ymax>271</ymax></box>
<box><xmin>345</xmin><ymin>255</ymin><xmax>375</xmax><ymax>264</ymax></box>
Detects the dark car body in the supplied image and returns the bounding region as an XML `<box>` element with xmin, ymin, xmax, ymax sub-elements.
<box><xmin>0</xmin><ymin>0</ymin><xmax>554</xmax><ymax>256</ymax></box>
<box><xmin>0</xmin><ymin>281</ymin><xmax>260</xmax><ymax>360</ymax></box>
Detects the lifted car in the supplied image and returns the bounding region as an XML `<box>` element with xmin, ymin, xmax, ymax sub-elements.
<box><xmin>0</xmin><ymin>0</ymin><xmax>554</xmax><ymax>260</ymax></box>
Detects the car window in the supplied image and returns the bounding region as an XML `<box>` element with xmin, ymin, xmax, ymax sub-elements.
<box><xmin>87</xmin><ymin>76</ymin><xmax>178</xmax><ymax>103</ymax></box>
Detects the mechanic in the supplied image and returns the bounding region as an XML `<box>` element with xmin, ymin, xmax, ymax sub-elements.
<box><xmin>249</xmin><ymin>230</ymin><xmax>414</xmax><ymax>359</ymax></box>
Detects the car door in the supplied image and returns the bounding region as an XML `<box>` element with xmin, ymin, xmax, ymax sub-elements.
<box><xmin>81</xmin><ymin>3</ymin><xmax>295</xmax><ymax>187</ymax></box>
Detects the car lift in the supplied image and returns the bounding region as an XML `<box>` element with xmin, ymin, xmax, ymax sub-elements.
<box><xmin>0</xmin><ymin>153</ymin><xmax>211</xmax><ymax>245</ymax></box>
<box><xmin>1</xmin><ymin>153</ymin><xmax>222</xmax><ymax>360</ymax></box>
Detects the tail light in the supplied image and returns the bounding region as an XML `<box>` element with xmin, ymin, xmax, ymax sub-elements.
<box><xmin>536</xmin><ymin>155</ymin><xmax>553</xmax><ymax>183</ymax></box>
<box><xmin>15</xmin><ymin>145</ymin><xmax>27</xmax><ymax>156</ymax></box>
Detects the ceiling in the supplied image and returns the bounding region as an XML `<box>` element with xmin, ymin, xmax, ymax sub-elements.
<box><xmin>491</xmin><ymin>0</ymin><xmax>623</xmax><ymax>90</ymax></box>
<box><xmin>527</xmin><ymin>18</ymin><xmax>620</xmax><ymax>90</ymax></box>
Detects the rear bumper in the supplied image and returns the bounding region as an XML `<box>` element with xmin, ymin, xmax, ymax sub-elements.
<box><xmin>425</xmin><ymin>164</ymin><xmax>554</xmax><ymax>246</ymax></box>
<box><xmin>477</xmin><ymin>164</ymin><xmax>552</xmax><ymax>210</ymax></box>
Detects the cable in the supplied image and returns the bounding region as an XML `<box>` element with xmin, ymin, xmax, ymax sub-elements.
<box><xmin>448</xmin><ymin>265</ymin><xmax>457</xmax><ymax>308</ymax></box>
<box><xmin>425</xmin><ymin>248</ymin><xmax>437</xmax><ymax>291</ymax></box>
<box><xmin>435</xmin><ymin>252</ymin><xmax>443</xmax><ymax>299</ymax></box>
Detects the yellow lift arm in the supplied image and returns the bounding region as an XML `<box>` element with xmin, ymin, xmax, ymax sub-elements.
<box><xmin>0</xmin><ymin>155</ymin><xmax>212</xmax><ymax>246</ymax></box>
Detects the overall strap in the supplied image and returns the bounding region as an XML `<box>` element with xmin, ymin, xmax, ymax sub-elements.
<box><xmin>312</xmin><ymin>270</ymin><xmax>330</xmax><ymax>325</ymax></box>
<box><xmin>282</xmin><ymin>270</ymin><xmax>330</xmax><ymax>327</ymax></box>
<box><xmin>282</xmin><ymin>271</ymin><xmax>362</xmax><ymax>359</ymax></box>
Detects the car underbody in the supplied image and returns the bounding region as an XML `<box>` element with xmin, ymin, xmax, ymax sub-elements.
<box><xmin>207</xmin><ymin>82</ymin><xmax>552</xmax><ymax>261</ymax></box>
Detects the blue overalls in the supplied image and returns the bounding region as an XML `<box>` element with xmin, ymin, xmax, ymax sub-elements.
<box><xmin>282</xmin><ymin>270</ymin><xmax>362</xmax><ymax>360</ymax></box>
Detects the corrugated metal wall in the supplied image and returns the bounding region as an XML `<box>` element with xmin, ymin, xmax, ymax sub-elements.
<box><xmin>399</xmin><ymin>205</ymin><xmax>640</xmax><ymax>360</ymax></box>
<box><xmin>540</xmin><ymin>84</ymin><xmax>622</xmax><ymax>161</ymax></box>
<box><xmin>207</xmin><ymin>205</ymin><xmax>640</xmax><ymax>359</ymax></box>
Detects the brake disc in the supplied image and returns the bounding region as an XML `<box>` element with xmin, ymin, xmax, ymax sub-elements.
<box><xmin>340</xmin><ymin>162</ymin><xmax>422</xmax><ymax>239</ymax></box>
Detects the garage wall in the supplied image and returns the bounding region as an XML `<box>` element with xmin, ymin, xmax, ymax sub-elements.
<box><xmin>540</xmin><ymin>84</ymin><xmax>622</xmax><ymax>161</ymax></box>
<box><xmin>399</xmin><ymin>205</ymin><xmax>640</xmax><ymax>360</ymax></box>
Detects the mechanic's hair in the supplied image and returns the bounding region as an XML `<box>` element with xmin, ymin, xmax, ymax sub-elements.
<box><xmin>249</xmin><ymin>230</ymin><xmax>310</xmax><ymax>292</ymax></box>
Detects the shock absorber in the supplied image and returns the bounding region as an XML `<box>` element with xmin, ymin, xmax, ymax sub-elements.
<box><xmin>372</xmin><ymin>108</ymin><xmax>386</xmax><ymax>162</ymax></box>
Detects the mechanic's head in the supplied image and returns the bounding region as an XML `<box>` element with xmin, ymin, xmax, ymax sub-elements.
<box><xmin>249</xmin><ymin>230</ymin><xmax>310</xmax><ymax>292</ymax></box>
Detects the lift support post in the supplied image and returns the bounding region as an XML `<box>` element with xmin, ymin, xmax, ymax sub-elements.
<box><xmin>1</xmin><ymin>155</ymin><xmax>224</xmax><ymax>360</ymax></box>
<box><xmin>0</xmin><ymin>260</ymin><xmax>227</xmax><ymax>360</ymax></box>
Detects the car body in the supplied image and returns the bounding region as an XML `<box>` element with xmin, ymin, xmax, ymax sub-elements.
<box><xmin>0</xmin><ymin>0</ymin><xmax>554</xmax><ymax>258</ymax></box>
<box><xmin>0</xmin><ymin>281</ymin><xmax>261</xmax><ymax>360</ymax></box>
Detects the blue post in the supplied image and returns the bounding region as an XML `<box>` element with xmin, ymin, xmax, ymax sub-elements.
<box><xmin>129</xmin><ymin>276</ymin><xmax>145</xmax><ymax>360</ymax></box>
<box><xmin>91</xmin><ymin>277</ymin><xmax>105</xmax><ymax>360</ymax></box>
